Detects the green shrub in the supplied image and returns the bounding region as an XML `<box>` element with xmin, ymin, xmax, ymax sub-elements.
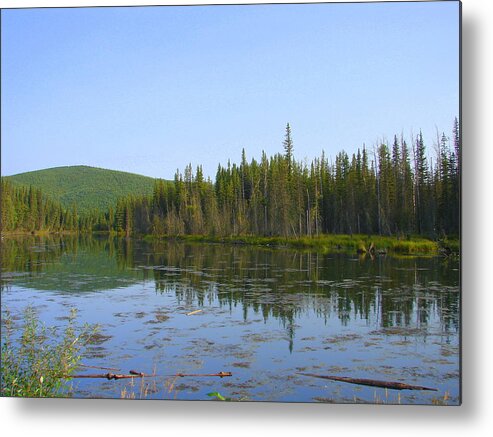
<box><xmin>1</xmin><ymin>306</ymin><xmax>97</xmax><ymax>398</ymax></box>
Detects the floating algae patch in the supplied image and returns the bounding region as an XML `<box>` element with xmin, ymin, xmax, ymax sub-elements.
<box><xmin>144</xmin><ymin>308</ymin><xmax>171</xmax><ymax>324</ymax></box>
<box><xmin>144</xmin><ymin>342</ymin><xmax>160</xmax><ymax>350</ymax></box>
<box><xmin>369</xmin><ymin>327</ymin><xmax>427</xmax><ymax>336</ymax></box>
<box><xmin>243</xmin><ymin>332</ymin><xmax>285</xmax><ymax>344</ymax></box>
<box><xmin>439</xmin><ymin>345</ymin><xmax>460</xmax><ymax>357</ymax></box>
<box><xmin>85</xmin><ymin>332</ymin><xmax>113</xmax><ymax>345</ymax></box>
<box><xmin>423</xmin><ymin>358</ymin><xmax>456</xmax><ymax>365</ymax></box>
<box><xmin>297</xmin><ymin>346</ymin><xmax>318</xmax><ymax>352</ymax></box>
<box><xmin>323</xmin><ymin>333</ymin><xmax>363</xmax><ymax>344</ymax></box>
<box><xmin>85</xmin><ymin>346</ymin><xmax>108</xmax><ymax>359</ymax></box>
<box><xmin>389</xmin><ymin>340</ymin><xmax>413</xmax><ymax>346</ymax></box>
<box><xmin>231</xmin><ymin>361</ymin><xmax>251</xmax><ymax>368</ymax></box>
<box><xmin>174</xmin><ymin>383</ymin><xmax>200</xmax><ymax>393</ymax></box>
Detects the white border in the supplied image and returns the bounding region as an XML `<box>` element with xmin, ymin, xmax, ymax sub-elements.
<box><xmin>1</xmin><ymin>1</ymin><xmax>492</xmax><ymax>436</ymax></box>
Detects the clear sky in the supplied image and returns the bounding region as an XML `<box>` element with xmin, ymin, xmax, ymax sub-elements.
<box><xmin>1</xmin><ymin>1</ymin><xmax>460</xmax><ymax>179</ymax></box>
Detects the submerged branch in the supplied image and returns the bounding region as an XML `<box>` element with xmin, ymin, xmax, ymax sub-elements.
<box><xmin>297</xmin><ymin>373</ymin><xmax>437</xmax><ymax>391</ymax></box>
<box><xmin>78</xmin><ymin>363</ymin><xmax>121</xmax><ymax>371</ymax></box>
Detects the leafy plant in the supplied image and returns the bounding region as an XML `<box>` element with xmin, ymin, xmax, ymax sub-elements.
<box><xmin>1</xmin><ymin>306</ymin><xmax>98</xmax><ymax>398</ymax></box>
<box><xmin>207</xmin><ymin>391</ymin><xmax>229</xmax><ymax>401</ymax></box>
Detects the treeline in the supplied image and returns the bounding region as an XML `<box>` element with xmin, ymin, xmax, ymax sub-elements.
<box><xmin>1</xmin><ymin>119</ymin><xmax>460</xmax><ymax>239</ymax></box>
<box><xmin>0</xmin><ymin>181</ymin><xmax>80</xmax><ymax>233</ymax></box>
<box><xmin>0</xmin><ymin>180</ymin><xmax>109</xmax><ymax>234</ymax></box>
<box><xmin>103</xmin><ymin>119</ymin><xmax>460</xmax><ymax>238</ymax></box>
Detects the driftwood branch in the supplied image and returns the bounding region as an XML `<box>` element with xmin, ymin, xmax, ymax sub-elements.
<box><xmin>297</xmin><ymin>373</ymin><xmax>437</xmax><ymax>391</ymax></box>
<box><xmin>63</xmin><ymin>371</ymin><xmax>232</xmax><ymax>380</ymax></box>
<box><xmin>67</xmin><ymin>373</ymin><xmax>137</xmax><ymax>380</ymax></box>
<box><xmin>173</xmin><ymin>371</ymin><xmax>232</xmax><ymax>378</ymax></box>
<box><xmin>186</xmin><ymin>309</ymin><xmax>203</xmax><ymax>316</ymax></box>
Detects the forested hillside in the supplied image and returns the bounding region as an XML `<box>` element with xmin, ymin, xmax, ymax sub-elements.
<box><xmin>5</xmin><ymin>166</ymin><xmax>157</xmax><ymax>214</ymax></box>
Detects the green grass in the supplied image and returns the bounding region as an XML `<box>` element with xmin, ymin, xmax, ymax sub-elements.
<box><xmin>5</xmin><ymin>165</ymin><xmax>162</xmax><ymax>215</ymax></box>
<box><xmin>1</xmin><ymin>306</ymin><xmax>98</xmax><ymax>398</ymax></box>
<box><xmin>147</xmin><ymin>233</ymin><xmax>456</xmax><ymax>256</ymax></box>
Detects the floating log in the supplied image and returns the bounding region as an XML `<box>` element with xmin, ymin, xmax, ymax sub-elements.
<box><xmin>63</xmin><ymin>371</ymin><xmax>232</xmax><ymax>380</ymax></box>
<box><xmin>175</xmin><ymin>371</ymin><xmax>232</xmax><ymax>378</ymax></box>
<box><xmin>64</xmin><ymin>373</ymin><xmax>135</xmax><ymax>380</ymax></box>
<box><xmin>127</xmin><ymin>370</ymin><xmax>232</xmax><ymax>378</ymax></box>
<box><xmin>297</xmin><ymin>373</ymin><xmax>437</xmax><ymax>391</ymax></box>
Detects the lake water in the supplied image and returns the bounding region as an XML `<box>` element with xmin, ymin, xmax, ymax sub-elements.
<box><xmin>0</xmin><ymin>235</ymin><xmax>460</xmax><ymax>404</ymax></box>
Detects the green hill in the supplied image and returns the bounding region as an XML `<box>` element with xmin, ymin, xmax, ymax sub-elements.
<box><xmin>5</xmin><ymin>165</ymin><xmax>159</xmax><ymax>214</ymax></box>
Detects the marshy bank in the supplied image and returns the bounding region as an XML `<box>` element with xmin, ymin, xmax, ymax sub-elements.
<box><xmin>143</xmin><ymin>233</ymin><xmax>459</xmax><ymax>257</ymax></box>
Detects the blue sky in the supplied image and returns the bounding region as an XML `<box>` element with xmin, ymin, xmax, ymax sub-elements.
<box><xmin>1</xmin><ymin>1</ymin><xmax>460</xmax><ymax>179</ymax></box>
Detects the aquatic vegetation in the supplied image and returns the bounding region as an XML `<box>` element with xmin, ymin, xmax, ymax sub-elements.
<box><xmin>156</xmin><ymin>233</ymin><xmax>452</xmax><ymax>256</ymax></box>
<box><xmin>206</xmin><ymin>391</ymin><xmax>248</xmax><ymax>401</ymax></box>
<box><xmin>207</xmin><ymin>391</ymin><xmax>229</xmax><ymax>401</ymax></box>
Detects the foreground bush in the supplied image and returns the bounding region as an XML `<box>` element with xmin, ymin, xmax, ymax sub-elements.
<box><xmin>1</xmin><ymin>307</ymin><xmax>96</xmax><ymax>398</ymax></box>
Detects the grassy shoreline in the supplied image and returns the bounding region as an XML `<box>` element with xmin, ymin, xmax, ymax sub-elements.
<box><xmin>1</xmin><ymin>230</ymin><xmax>77</xmax><ymax>237</ymax></box>
<box><xmin>1</xmin><ymin>230</ymin><xmax>459</xmax><ymax>256</ymax></box>
<box><xmin>144</xmin><ymin>233</ymin><xmax>459</xmax><ymax>256</ymax></box>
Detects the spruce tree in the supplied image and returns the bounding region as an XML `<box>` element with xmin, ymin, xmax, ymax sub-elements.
<box><xmin>283</xmin><ymin>123</ymin><xmax>294</xmax><ymax>175</ymax></box>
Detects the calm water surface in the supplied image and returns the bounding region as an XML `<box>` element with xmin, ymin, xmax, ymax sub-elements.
<box><xmin>1</xmin><ymin>235</ymin><xmax>460</xmax><ymax>404</ymax></box>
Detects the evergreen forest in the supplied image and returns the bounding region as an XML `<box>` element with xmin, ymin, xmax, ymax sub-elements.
<box><xmin>1</xmin><ymin>119</ymin><xmax>460</xmax><ymax>242</ymax></box>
